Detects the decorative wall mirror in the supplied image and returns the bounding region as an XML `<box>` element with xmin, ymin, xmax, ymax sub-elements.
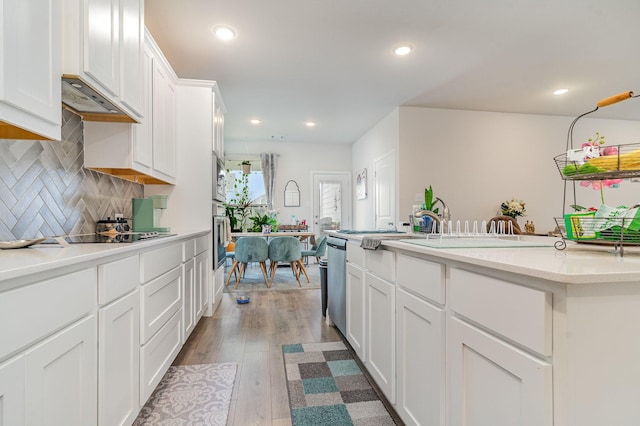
<box><xmin>284</xmin><ymin>180</ymin><xmax>300</xmax><ymax>207</ymax></box>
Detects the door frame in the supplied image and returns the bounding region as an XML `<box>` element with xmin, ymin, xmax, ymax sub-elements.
<box><xmin>310</xmin><ymin>171</ymin><xmax>352</xmax><ymax>233</ymax></box>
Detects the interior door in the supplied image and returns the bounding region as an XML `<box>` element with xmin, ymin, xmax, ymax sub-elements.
<box><xmin>312</xmin><ymin>172</ymin><xmax>351</xmax><ymax>232</ymax></box>
<box><xmin>374</xmin><ymin>151</ymin><xmax>396</xmax><ymax>230</ymax></box>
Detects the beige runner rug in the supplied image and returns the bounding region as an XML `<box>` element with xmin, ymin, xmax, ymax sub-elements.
<box><xmin>133</xmin><ymin>362</ymin><xmax>237</xmax><ymax>425</ymax></box>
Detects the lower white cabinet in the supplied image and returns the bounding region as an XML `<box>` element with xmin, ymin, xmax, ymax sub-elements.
<box><xmin>0</xmin><ymin>355</ymin><xmax>25</xmax><ymax>425</ymax></box>
<box><xmin>25</xmin><ymin>315</ymin><xmax>97</xmax><ymax>426</ymax></box>
<box><xmin>346</xmin><ymin>262</ymin><xmax>366</xmax><ymax>360</ymax></box>
<box><xmin>98</xmin><ymin>290</ymin><xmax>140</xmax><ymax>426</ymax></box>
<box><xmin>140</xmin><ymin>266</ymin><xmax>182</xmax><ymax>344</ymax></box>
<box><xmin>194</xmin><ymin>251</ymin><xmax>208</xmax><ymax>321</ymax></box>
<box><xmin>396</xmin><ymin>288</ymin><xmax>445</xmax><ymax>426</ymax></box>
<box><xmin>448</xmin><ymin>317</ymin><xmax>552</xmax><ymax>426</ymax></box>
<box><xmin>366</xmin><ymin>272</ymin><xmax>395</xmax><ymax>403</ymax></box>
<box><xmin>140</xmin><ymin>310</ymin><xmax>182</xmax><ymax>404</ymax></box>
<box><xmin>182</xmin><ymin>258</ymin><xmax>196</xmax><ymax>342</ymax></box>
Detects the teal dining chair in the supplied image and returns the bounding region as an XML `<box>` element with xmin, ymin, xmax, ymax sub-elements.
<box><xmin>301</xmin><ymin>234</ymin><xmax>327</xmax><ymax>264</ymax></box>
<box><xmin>267</xmin><ymin>236</ymin><xmax>310</xmax><ymax>287</ymax></box>
<box><xmin>225</xmin><ymin>237</ymin><xmax>270</xmax><ymax>288</ymax></box>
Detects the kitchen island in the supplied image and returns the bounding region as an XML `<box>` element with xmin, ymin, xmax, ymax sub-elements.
<box><xmin>327</xmin><ymin>230</ymin><xmax>640</xmax><ymax>426</ymax></box>
<box><xmin>0</xmin><ymin>230</ymin><xmax>212</xmax><ymax>426</ymax></box>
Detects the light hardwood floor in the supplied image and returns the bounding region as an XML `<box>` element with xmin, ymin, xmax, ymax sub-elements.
<box><xmin>173</xmin><ymin>289</ymin><xmax>341</xmax><ymax>425</ymax></box>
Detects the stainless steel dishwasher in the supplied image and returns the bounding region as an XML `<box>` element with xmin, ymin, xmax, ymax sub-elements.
<box><xmin>327</xmin><ymin>236</ymin><xmax>347</xmax><ymax>335</ymax></box>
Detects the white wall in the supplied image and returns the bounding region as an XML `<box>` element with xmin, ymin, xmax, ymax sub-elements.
<box><xmin>397</xmin><ymin>107</ymin><xmax>640</xmax><ymax>232</ymax></box>
<box><xmin>224</xmin><ymin>140</ymin><xmax>352</xmax><ymax>231</ymax></box>
<box><xmin>351</xmin><ymin>109</ymin><xmax>400</xmax><ymax>229</ymax></box>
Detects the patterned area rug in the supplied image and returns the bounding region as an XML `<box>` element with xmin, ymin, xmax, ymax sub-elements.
<box><xmin>133</xmin><ymin>363</ymin><xmax>237</xmax><ymax>425</ymax></box>
<box><xmin>224</xmin><ymin>262</ymin><xmax>321</xmax><ymax>292</ymax></box>
<box><xmin>283</xmin><ymin>341</ymin><xmax>396</xmax><ymax>425</ymax></box>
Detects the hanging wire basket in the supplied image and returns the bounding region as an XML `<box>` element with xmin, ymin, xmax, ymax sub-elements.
<box><xmin>554</xmin><ymin>91</ymin><xmax>640</xmax><ymax>255</ymax></box>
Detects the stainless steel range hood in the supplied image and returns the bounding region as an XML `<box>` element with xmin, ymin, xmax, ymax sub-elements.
<box><xmin>61</xmin><ymin>75</ymin><xmax>138</xmax><ymax>123</ymax></box>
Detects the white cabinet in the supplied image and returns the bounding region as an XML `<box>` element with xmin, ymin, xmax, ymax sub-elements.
<box><xmin>139</xmin><ymin>242</ymin><xmax>183</xmax><ymax>403</ymax></box>
<box><xmin>448</xmin><ymin>267</ymin><xmax>553</xmax><ymax>426</ymax></box>
<box><xmin>213</xmin><ymin>91</ymin><xmax>225</xmax><ymax>156</ymax></box>
<box><xmin>365</xmin><ymin>272</ymin><xmax>395</xmax><ymax>403</ymax></box>
<box><xmin>97</xmin><ymin>255</ymin><xmax>140</xmax><ymax>426</ymax></box>
<box><xmin>152</xmin><ymin>57</ymin><xmax>176</xmax><ymax>181</ymax></box>
<box><xmin>346</xmin><ymin>262</ymin><xmax>366</xmax><ymax>360</ymax></box>
<box><xmin>98</xmin><ymin>290</ymin><xmax>140</xmax><ymax>426</ymax></box>
<box><xmin>396</xmin><ymin>288</ymin><xmax>445</xmax><ymax>426</ymax></box>
<box><xmin>62</xmin><ymin>0</ymin><xmax>143</xmax><ymax>119</ymax></box>
<box><xmin>194</xmin><ymin>251</ymin><xmax>209</xmax><ymax>321</ymax></box>
<box><xmin>85</xmin><ymin>0</ymin><xmax>119</xmax><ymax>96</ymax></box>
<box><xmin>0</xmin><ymin>355</ymin><xmax>25</xmax><ymax>425</ymax></box>
<box><xmin>0</xmin><ymin>0</ymin><xmax>61</xmax><ymax>140</ymax></box>
<box><xmin>83</xmin><ymin>29</ymin><xmax>177</xmax><ymax>185</ymax></box>
<box><xmin>182</xmin><ymin>258</ymin><xmax>196</xmax><ymax>342</ymax></box>
<box><xmin>25</xmin><ymin>315</ymin><xmax>97</xmax><ymax>426</ymax></box>
<box><xmin>395</xmin><ymin>253</ymin><xmax>446</xmax><ymax>426</ymax></box>
<box><xmin>119</xmin><ymin>0</ymin><xmax>144</xmax><ymax>115</ymax></box>
<box><xmin>448</xmin><ymin>317</ymin><xmax>552</xmax><ymax>426</ymax></box>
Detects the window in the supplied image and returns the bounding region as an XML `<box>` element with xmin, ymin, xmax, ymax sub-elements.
<box><xmin>224</xmin><ymin>159</ymin><xmax>266</xmax><ymax>206</ymax></box>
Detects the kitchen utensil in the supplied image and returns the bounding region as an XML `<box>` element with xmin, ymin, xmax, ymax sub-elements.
<box><xmin>0</xmin><ymin>238</ymin><xmax>48</xmax><ymax>249</ymax></box>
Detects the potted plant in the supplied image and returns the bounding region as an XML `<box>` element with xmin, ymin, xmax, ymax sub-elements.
<box><xmin>240</xmin><ymin>160</ymin><xmax>251</xmax><ymax>175</ymax></box>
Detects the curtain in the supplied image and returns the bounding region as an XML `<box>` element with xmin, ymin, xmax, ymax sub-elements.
<box><xmin>260</xmin><ymin>153</ymin><xmax>278</xmax><ymax>209</ymax></box>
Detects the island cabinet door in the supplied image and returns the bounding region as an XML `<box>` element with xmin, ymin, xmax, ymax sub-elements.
<box><xmin>448</xmin><ymin>317</ymin><xmax>552</xmax><ymax>426</ymax></box>
<box><xmin>366</xmin><ymin>272</ymin><xmax>395</xmax><ymax>403</ymax></box>
<box><xmin>346</xmin><ymin>262</ymin><xmax>366</xmax><ymax>361</ymax></box>
<box><xmin>395</xmin><ymin>288</ymin><xmax>445</xmax><ymax>426</ymax></box>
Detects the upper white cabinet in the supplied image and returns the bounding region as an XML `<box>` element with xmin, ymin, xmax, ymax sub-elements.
<box><xmin>213</xmin><ymin>90</ymin><xmax>225</xmax><ymax>157</ymax></box>
<box><xmin>0</xmin><ymin>0</ymin><xmax>61</xmax><ymax>141</ymax></box>
<box><xmin>151</xmin><ymin>54</ymin><xmax>176</xmax><ymax>181</ymax></box>
<box><xmin>83</xmin><ymin>28</ymin><xmax>177</xmax><ymax>184</ymax></box>
<box><xmin>62</xmin><ymin>0</ymin><xmax>143</xmax><ymax>120</ymax></box>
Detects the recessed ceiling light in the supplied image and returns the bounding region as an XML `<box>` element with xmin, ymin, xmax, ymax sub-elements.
<box><xmin>394</xmin><ymin>45</ymin><xmax>413</xmax><ymax>56</ymax></box>
<box><xmin>212</xmin><ymin>25</ymin><xmax>236</xmax><ymax>41</ymax></box>
<box><xmin>250</xmin><ymin>119</ymin><xmax>261</xmax><ymax>125</ymax></box>
<box><xmin>553</xmin><ymin>88</ymin><xmax>569</xmax><ymax>95</ymax></box>
<box><xmin>305</xmin><ymin>122</ymin><xmax>316</xmax><ymax>127</ymax></box>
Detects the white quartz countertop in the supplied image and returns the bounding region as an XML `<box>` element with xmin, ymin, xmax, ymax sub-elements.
<box><xmin>0</xmin><ymin>229</ymin><xmax>209</xmax><ymax>284</ymax></box>
<box><xmin>326</xmin><ymin>231</ymin><xmax>640</xmax><ymax>284</ymax></box>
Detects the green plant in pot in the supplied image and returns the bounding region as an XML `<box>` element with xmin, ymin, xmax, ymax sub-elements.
<box><xmin>424</xmin><ymin>186</ymin><xmax>439</xmax><ymax>214</ymax></box>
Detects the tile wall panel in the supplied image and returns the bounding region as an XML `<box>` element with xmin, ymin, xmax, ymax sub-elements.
<box><xmin>0</xmin><ymin>109</ymin><xmax>143</xmax><ymax>241</ymax></box>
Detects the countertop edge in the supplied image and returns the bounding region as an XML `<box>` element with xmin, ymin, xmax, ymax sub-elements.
<box><xmin>0</xmin><ymin>229</ymin><xmax>210</xmax><ymax>285</ymax></box>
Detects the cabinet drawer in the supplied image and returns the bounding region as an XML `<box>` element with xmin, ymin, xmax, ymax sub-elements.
<box><xmin>140</xmin><ymin>266</ymin><xmax>182</xmax><ymax>344</ymax></box>
<box><xmin>450</xmin><ymin>268</ymin><xmax>552</xmax><ymax>356</ymax></box>
<box><xmin>396</xmin><ymin>254</ymin><xmax>445</xmax><ymax>305</ymax></box>
<box><xmin>182</xmin><ymin>239</ymin><xmax>195</xmax><ymax>262</ymax></box>
<box><xmin>0</xmin><ymin>268</ymin><xmax>96</xmax><ymax>361</ymax></box>
<box><xmin>140</xmin><ymin>242</ymin><xmax>182</xmax><ymax>283</ymax></box>
<box><xmin>366</xmin><ymin>249</ymin><xmax>395</xmax><ymax>282</ymax></box>
<box><xmin>195</xmin><ymin>235</ymin><xmax>208</xmax><ymax>255</ymax></box>
<box><xmin>98</xmin><ymin>255</ymin><xmax>140</xmax><ymax>305</ymax></box>
<box><xmin>346</xmin><ymin>242</ymin><xmax>364</xmax><ymax>267</ymax></box>
<box><xmin>140</xmin><ymin>310</ymin><xmax>182</xmax><ymax>404</ymax></box>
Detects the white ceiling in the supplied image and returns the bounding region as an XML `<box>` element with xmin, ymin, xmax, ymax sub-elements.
<box><xmin>145</xmin><ymin>0</ymin><xmax>640</xmax><ymax>145</ymax></box>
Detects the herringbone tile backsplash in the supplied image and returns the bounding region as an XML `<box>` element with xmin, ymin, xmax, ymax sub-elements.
<box><xmin>0</xmin><ymin>109</ymin><xmax>143</xmax><ymax>241</ymax></box>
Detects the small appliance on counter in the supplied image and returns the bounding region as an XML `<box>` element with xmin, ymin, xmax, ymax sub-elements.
<box><xmin>133</xmin><ymin>195</ymin><xmax>170</xmax><ymax>233</ymax></box>
<box><xmin>96</xmin><ymin>217</ymin><xmax>131</xmax><ymax>235</ymax></box>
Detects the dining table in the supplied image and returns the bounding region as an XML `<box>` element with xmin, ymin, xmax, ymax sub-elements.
<box><xmin>230</xmin><ymin>231</ymin><xmax>317</xmax><ymax>246</ymax></box>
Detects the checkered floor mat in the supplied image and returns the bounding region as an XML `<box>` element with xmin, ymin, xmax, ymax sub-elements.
<box><xmin>283</xmin><ymin>341</ymin><xmax>396</xmax><ymax>425</ymax></box>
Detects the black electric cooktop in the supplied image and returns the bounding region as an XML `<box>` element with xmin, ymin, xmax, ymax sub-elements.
<box><xmin>47</xmin><ymin>232</ymin><xmax>175</xmax><ymax>244</ymax></box>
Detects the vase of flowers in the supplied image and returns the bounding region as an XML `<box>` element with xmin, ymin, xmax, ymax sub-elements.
<box><xmin>500</xmin><ymin>198</ymin><xmax>526</xmax><ymax>219</ymax></box>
